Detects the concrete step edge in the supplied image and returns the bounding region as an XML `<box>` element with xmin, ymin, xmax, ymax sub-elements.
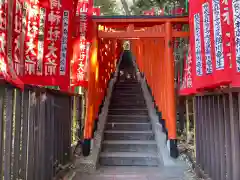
<box><xmin>100</xmin><ymin>152</ymin><xmax>158</xmax><ymax>158</ymax></box>
<box><xmin>108</xmin><ymin>114</ymin><xmax>149</xmax><ymax>117</ymax></box>
<box><xmin>107</xmin><ymin>122</ymin><xmax>151</xmax><ymax>125</ymax></box>
<box><xmin>104</xmin><ymin>130</ymin><xmax>153</xmax><ymax>134</ymax></box>
<box><xmin>103</xmin><ymin>140</ymin><xmax>156</xmax><ymax>145</ymax></box>
<box><xmin>108</xmin><ymin>109</ymin><xmax>148</xmax><ymax>111</ymax></box>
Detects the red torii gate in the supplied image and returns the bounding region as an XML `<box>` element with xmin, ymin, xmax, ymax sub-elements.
<box><xmin>82</xmin><ymin>16</ymin><xmax>189</xmax><ymax>157</ymax></box>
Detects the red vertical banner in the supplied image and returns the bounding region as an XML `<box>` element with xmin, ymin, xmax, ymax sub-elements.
<box><xmin>196</xmin><ymin>0</ymin><xmax>214</xmax><ymax>90</ymax></box>
<box><xmin>71</xmin><ymin>0</ymin><xmax>91</xmax><ymax>88</ymax></box>
<box><xmin>188</xmin><ymin>0</ymin><xmax>233</xmax><ymax>92</ymax></box>
<box><xmin>59</xmin><ymin>0</ymin><xmax>74</xmax><ymax>90</ymax></box>
<box><xmin>72</xmin><ymin>38</ymin><xmax>88</xmax><ymax>87</ymax></box>
<box><xmin>92</xmin><ymin>7</ymin><xmax>100</xmax><ymax>16</ymax></box>
<box><xmin>43</xmin><ymin>0</ymin><xmax>63</xmax><ymax>83</ymax></box>
<box><xmin>179</xmin><ymin>46</ymin><xmax>196</xmax><ymax>95</ymax></box>
<box><xmin>0</xmin><ymin>0</ymin><xmax>24</xmax><ymax>88</ymax></box>
<box><xmin>187</xmin><ymin>0</ymin><xmax>240</xmax><ymax>92</ymax></box>
<box><xmin>20</xmin><ymin>0</ymin><xmax>72</xmax><ymax>89</ymax></box>
<box><xmin>23</xmin><ymin>0</ymin><xmax>41</xmax><ymax>78</ymax></box>
<box><xmin>229</xmin><ymin>0</ymin><xmax>240</xmax><ymax>87</ymax></box>
<box><xmin>189</xmin><ymin>0</ymin><xmax>204</xmax><ymax>91</ymax></box>
<box><xmin>209</xmin><ymin>0</ymin><xmax>232</xmax><ymax>87</ymax></box>
<box><xmin>12</xmin><ymin>0</ymin><xmax>23</xmax><ymax>76</ymax></box>
<box><xmin>219</xmin><ymin>0</ymin><xmax>232</xmax><ymax>73</ymax></box>
<box><xmin>0</xmin><ymin>0</ymin><xmax>8</xmax><ymax>78</ymax></box>
<box><xmin>202</xmin><ymin>1</ymin><xmax>213</xmax><ymax>76</ymax></box>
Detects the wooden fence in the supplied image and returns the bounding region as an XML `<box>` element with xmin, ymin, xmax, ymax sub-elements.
<box><xmin>183</xmin><ymin>92</ymin><xmax>240</xmax><ymax>180</ymax></box>
<box><xmin>0</xmin><ymin>83</ymin><xmax>82</xmax><ymax>180</ymax></box>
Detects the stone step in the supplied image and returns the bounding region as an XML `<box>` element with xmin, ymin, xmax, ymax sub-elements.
<box><xmin>113</xmin><ymin>86</ymin><xmax>142</xmax><ymax>90</ymax></box>
<box><xmin>111</xmin><ymin>98</ymin><xmax>144</xmax><ymax>102</ymax></box>
<box><xmin>110</xmin><ymin>100</ymin><xmax>146</xmax><ymax>105</ymax></box>
<box><xmin>115</xmin><ymin>80</ymin><xmax>139</xmax><ymax>83</ymax></box>
<box><xmin>111</xmin><ymin>91</ymin><xmax>143</xmax><ymax>94</ymax></box>
<box><xmin>115</xmin><ymin>83</ymin><xmax>141</xmax><ymax>86</ymax></box>
<box><xmin>111</xmin><ymin>93</ymin><xmax>143</xmax><ymax>97</ymax></box>
<box><xmin>110</xmin><ymin>98</ymin><xmax>145</xmax><ymax>102</ymax></box>
<box><xmin>111</xmin><ymin>92</ymin><xmax>143</xmax><ymax>95</ymax></box>
<box><xmin>113</xmin><ymin>88</ymin><xmax>142</xmax><ymax>92</ymax></box>
<box><xmin>106</xmin><ymin>122</ymin><xmax>151</xmax><ymax>131</ymax></box>
<box><xmin>102</xmin><ymin>140</ymin><xmax>157</xmax><ymax>153</ymax></box>
<box><xmin>111</xmin><ymin>97</ymin><xmax>145</xmax><ymax>101</ymax></box>
<box><xmin>104</xmin><ymin>130</ymin><xmax>154</xmax><ymax>141</ymax></box>
<box><xmin>115</xmin><ymin>82</ymin><xmax>139</xmax><ymax>85</ymax></box>
<box><xmin>114</xmin><ymin>85</ymin><xmax>141</xmax><ymax>88</ymax></box>
<box><xmin>108</xmin><ymin>108</ymin><xmax>148</xmax><ymax>111</ymax></box>
<box><xmin>109</xmin><ymin>104</ymin><xmax>146</xmax><ymax>108</ymax></box>
<box><xmin>107</xmin><ymin>115</ymin><xmax>150</xmax><ymax>123</ymax></box>
<box><xmin>99</xmin><ymin>152</ymin><xmax>159</xmax><ymax>166</ymax></box>
<box><xmin>111</xmin><ymin>96</ymin><xmax>145</xmax><ymax>100</ymax></box>
<box><xmin>109</xmin><ymin>104</ymin><xmax>147</xmax><ymax>109</ymax></box>
<box><xmin>112</xmin><ymin>91</ymin><xmax>143</xmax><ymax>95</ymax></box>
<box><xmin>108</xmin><ymin>109</ymin><xmax>148</xmax><ymax>115</ymax></box>
<box><xmin>111</xmin><ymin>93</ymin><xmax>144</xmax><ymax>97</ymax></box>
<box><xmin>114</xmin><ymin>86</ymin><xmax>142</xmax><ymax>90</ymax></box>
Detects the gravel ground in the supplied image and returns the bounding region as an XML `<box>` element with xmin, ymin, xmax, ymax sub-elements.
<box><xmin>179</xmin><ymin>154</ymin><xmax>211</xmax><ymax>180</ymax></box>
<box><xmin>62</xmin><ymin>156</ymin><xmax>205</xmax><ymax>180</ymax></box>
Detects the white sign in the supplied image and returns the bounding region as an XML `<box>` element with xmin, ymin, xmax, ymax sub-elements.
<box><xmin>60</xmin><ymin>10</ymin><xmax>69</xmax><ymax>75</ymax></box>
<box><xmin>212</xmin><ymin>0</ymin><xmax>224</xmax><ymax>70</ymax></box>
<box><xmin>202</xmin><ymin>2</ymin><xmax>213</xmax><ymax>74</ymax></box>
<box><xmin>194</xmin><ymin>13</ymin><xmax>203</xmax><ymax>76</ymax></box>
<box><xmin>232</xmin><ymin>0</ymin><xmax>240</xmax><ymax>72</ymax></box>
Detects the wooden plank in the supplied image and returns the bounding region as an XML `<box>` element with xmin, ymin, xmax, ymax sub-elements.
<box><xmin>4</xmin><ymin>88</ymin><xmax>14</xmax><ymax>180</ymax></box>
<box><xmin>0</xmin><ymin>87</ymin><xmax>5</xmax><ymax>178</ymax></box>
<box><xmin>19</xmin><ymin>90</ymin><xmax>30</xmax><ymax>179</ymax></box>
<box><xmin>39</xmin><ymin>93</ymin><xmax>46</xmax><ymax>180</ymax></box>
<box><xmin>218</xmin><ymin>95</ymin><xmax>226</xmax><ymax>180</ymax></box>
<box><xmin>27</xmin><ymin>91</ymin><xmax>36</xmax><ymax>180</ymax></box>
<box><xmin>34</xmin><ymin>95</ymin><xmax>40</xmax><ymax>180</ymax></box>
<box><xmin>12</xmin><ymin>89</ymin><xmax>22</xmax><ymax>180</ymax></box>
<box><xmin>211</xmin><ymin>96</ymin><xmax>220</xmax><ymax>180</ymax></box>
<box><xmin>229</xmin><ymin>93</ymin><xmax>240</xmax><ymax>180</ymax></box>
<box><xmin>204</xmin><ymin>96</ymin><xmax>211</xmax><ymax>174</ymax></box>
<box><xmin>193</xmin><ymin>97</ymin><xmax>197</xmax><ymax>162</ymax></box>
<box><xmin>223</xmin><ymin>94</ymin><xmax>233</xmax><ymax>180</ymax></box>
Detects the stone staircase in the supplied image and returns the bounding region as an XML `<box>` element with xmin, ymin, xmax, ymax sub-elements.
<box><xmin>99</xmin><ymin>79</ymin><xmax>161</xmax><ymax>167</ymax></box>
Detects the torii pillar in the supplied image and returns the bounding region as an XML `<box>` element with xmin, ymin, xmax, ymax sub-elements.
<box><xmin>164</xmin><ymin>21</ymin><xmax>178</xmax><ymax>158</ymax></box>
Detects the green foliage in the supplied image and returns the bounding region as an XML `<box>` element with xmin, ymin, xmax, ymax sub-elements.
<box><xmin>93</xmin><ymin>0</ymin><xmax>188</xmax><ymax>16</ymax></box>
<box><xmin>94</xmin><ymin>0</ymin><xmax>120</xmax><ymax>15</ymax></box>
<box><xmin>130</xmin><ymin>0</ymin><xmax>155</xmax><ymax>15</ymax></box>
<box><xmin>129</xmin><ymin>0</ymin><xmax>172</xmax><ymax>15</ymax></box>
<box><xmin>130</xmin><ymin>0</ymin><xmax>187</xmax><ymax>15</ymax></box>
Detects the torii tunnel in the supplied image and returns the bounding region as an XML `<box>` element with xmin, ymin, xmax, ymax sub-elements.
<box><xmin>82</xmin><ymin>15</ymin><xmax>189</xmax><ymax>156</ymax></box>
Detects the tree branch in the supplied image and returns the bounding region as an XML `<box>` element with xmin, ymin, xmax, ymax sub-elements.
<box><xmin>120</xmin><ymin>0</ymin><xmax>131</xmax><ymax>15</ymax></box>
